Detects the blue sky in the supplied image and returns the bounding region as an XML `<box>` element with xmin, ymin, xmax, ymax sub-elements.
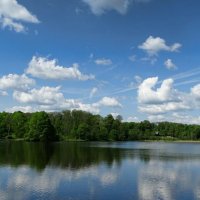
<box><xmin>0</xmin><ymin>0</ymin><xmax>200</xmax><ymax>124</ymax></box>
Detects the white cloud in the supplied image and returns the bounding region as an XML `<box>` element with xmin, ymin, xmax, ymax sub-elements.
<box><xmin>171</xmin><ymin>113</ymin><xmax>200</xmax><ymax>125</ymax></box>
<box><xmin>164</xmin><ymin>59</ymin><xmax>177</xmax><ymax>70</ymax></box>
<box><xmin>12</xmin><ymin>86</ymin><xmax>100</xmax><ymax>113</ymax></box>
<box><xmin>0</xmin><ymin>0</ymin><xmax>39</xmax><ymax>32</ymax></box>
<box><xmin>139</xmin><ymin>102</ymin><xmax>190</xmax><ymax>115</ymax></box>
<box><xmin>90</xmin><ymin>87</ymin><xmax>98</xmax><ymax>98</ymax></box>
<box><xmin>12</xmin><ymin>86</ymin><xmax>121</xmax><ymax>114</ymax></box>
<box><xmin>95</xmin><ymin>58</ymin><xmax>112</xmax><ymax>66</ymax></box>
<box><xmin>138</xmin><ymin>36</ymin><xmax>182</xmax><ymax>56</ymax></box>
<box><xmin>0</xmin><ymin>91</ymin><xmax>8</xmax><ymax>96</ymax></box>
<box><xmin>191</xmin><ymin>84</ymin><xmax>200</xmax><ymax>100</ymax></box>
<box><xmin>1</xmin><ymin>17</ymin><xmax>24</xmax><ymax>32</ymax></box>
<box><xmin>0</xmin><ymin>74</ymin><xmax>35</xmax><ymax>91</ymax></box>
<box><xmin>75</xmin><ymin>102</ymin><xmax>100</xmax><ymax>113</ymax></box>
<box><xmin>148</xmin><ymin>113</ymin><xmax>200</xmax><ymax>125</ymax></box>
<box><xmin>26</xmin><ymin>56</ymin><xmax>95</xmax><ymax>81</ymax></box>
<box><xmin>110</xmin><ymin>112</ymin><xmax>120</xmax><ymax>119</ymax></box>
<box><xmin>40</xmin><ymin>99</ymin><xmax>100</xmax><ymax>114</ymax></box>
<box><xmin>13</xmin><ymin>86</ymin><xmax>64</xmax><ymax>105</ymax></box>
<box><xmin>126</xmin><ymin>116</ymin><xmax>139</xmax><ymax>122</ymax></box>
<box><xmin>6</xmin><ymin>106</ymin><xmax>36</xmax><ymax>113</ymax></box>
<box><xmin>95</xmin><ymin>96</ymin><xmax>122</xmax><ymax>107</ymax></box>
<box><xmin>137</xmin><ymin>77</ymin><xmax>200</xmax><ymax>121</ymax></box>
<box><xmin>138</xmin><ymin>77</ymin><xmax>178</xmax><ymax>104</ymax></box>
<box><xmin>82</xmin><ymin>0</ymin><xmax>131</xmax><ymax>15</ymax></box>
<box><xmin>148</xmin><ymin>114</ymin><xmax>166</xmax><ymax>122</ymax></box>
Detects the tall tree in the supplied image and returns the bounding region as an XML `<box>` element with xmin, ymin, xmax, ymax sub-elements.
<box><xmin>11</xmin><ymin>111</ymin><xmax>27</xmax><ymax>139</ymax></box>
<box><xmin>27</xmin><ymin>112</ymin><xmax>56</xmax><ymax>142</ymax></box>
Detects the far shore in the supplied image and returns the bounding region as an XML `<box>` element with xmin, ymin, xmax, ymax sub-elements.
<box><xmin>2</xmin><ymin>138</ymin><xmax>200</xmax><ymax>143</ymax></box>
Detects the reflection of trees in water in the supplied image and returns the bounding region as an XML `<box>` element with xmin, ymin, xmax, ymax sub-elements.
<box><xmin>49</xmin><ymin>143</ymin><xmax>126</xmax><ymax>169</ymax></box>
<box><xmin>50</xmin><ymin>144</ymin><xmax>123</xmax><ymax>169</ymax></box>
<box><xmin>0</xmin><ymin>141</ymin><xmax>54</xmax><ymax>171</ymax></box>
<box><xmin>1</xmin><ymin>141</ymin><xmax>200</xmax><ymax>171</ymax></box>
<box><xmin>0</xmin><ymin>142</ymin><xmax>130</xmax><ymax>171</ymax></box>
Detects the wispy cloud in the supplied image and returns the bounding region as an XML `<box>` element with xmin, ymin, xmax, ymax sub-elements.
<box><xmin>82</xmin><ymin>0</ymin><xmax>131</xmax><ymax>15</ymax></box>
<box><xmin>95</xmin><ymin>58</ymin><xmax>112</xmax><ymax>66</ymax></box>
<box><xmin>0</xmin><ymin>0</ymin><xmax>40</xmax><ymax>32</ymax></box>
<box><xmin>82</xmin><ymin>0</ymin><xmax>151</xmax><ymax>15</ymax></box>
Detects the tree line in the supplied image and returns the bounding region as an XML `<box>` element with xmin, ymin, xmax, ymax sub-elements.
<box><xmin>0</xmin><ymin>110</ymin><xmax>200</xmax><ymax>141</ymax></box>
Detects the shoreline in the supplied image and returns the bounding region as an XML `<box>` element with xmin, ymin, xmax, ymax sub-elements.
<box><xmin>2</xmin><ymin>139</ymin><xmax>200</xmax><ymax>143</ymax></box>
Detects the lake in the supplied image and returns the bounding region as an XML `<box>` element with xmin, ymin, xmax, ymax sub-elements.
<box><xmin>1</xmin><ymin>141</ymin><xmax>200</xmax><ymax>200</ymax></box>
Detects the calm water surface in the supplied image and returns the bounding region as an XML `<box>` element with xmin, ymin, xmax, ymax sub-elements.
<box><xmin>1</xmin><ymin>141</ymin><xmax>200</xmax><ymax>200</ymax></box>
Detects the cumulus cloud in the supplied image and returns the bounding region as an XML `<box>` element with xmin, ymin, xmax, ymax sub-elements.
<box><xmin>137</xmin><ymin>77</ymin><xmax>200</xmax><ymax>121</ymax></box>
<box><xmin>164</xmin><ymin>59</ymin><xmax>177</xmax><ymax>70</ymax></box>
<box><xmin>90</xmin><ymin>87</ymin><xmax>98</xmax><ymax>98</ymax></box>
<box><xmin>82</xmin><ymin>0</ymin><xmax>131</xmax><ymax>15</ymax></box>
<box><xmin>6</xmin><ymin>106</ymin><xmax>36</xmax><ymax>113</ymax></box>
<box><xmin>148</xmin><ymin>113</ymin><xmax>200</xmax><ymax>125</ymax></box>
<box><xmin>138</xmin><ymin>77</ymin><xmax>178</xmax><ymax>104</ymax></box>
<box><xmin>139</xmin><ymin>102</ymin><xmax>190</xmax><ymax>115</ymax></box>
<box><xmin>13</xmin><ymin>86</ymin><xmax>64</xmax><ymax>105</ymax></box>
<box><xmin>0</xmin><ymin>0</ymin><xmax>39</xmax><ymax>32</ymax></box>
<box><xmin>95</xmin><ymin>96</ymin><xmax>122</xmax><ymax>107</ymax></box>
<box><xmin>12</xmin><ymin>86</ymin><xmax>121</xmax><ymax>113</ymax></box>
<box><xmin>39</xmin><ymin>99</ymin><xmax>100</xmax><ymax>114</ymax></box>
<box><xmin>126</xmin><ymin>116</ymin><xmax>139</xmax><ymax>122</ymax></box>
<box><xmin>191</xmin><ymin>84</ymin><xmax>200</xmax><ymax>100</ymax></box>
<box><xmin>171</xmin><ymin>113</ymin><xmax>200</xmax><ymax>125</ymax></box>
<box><xmin>95</xmin><ymin>58</ymin><xmax>112</xmax><ymax>66</ymax></box>
<box><xmin>26</xmin><ymin>56</ymin><xmax>94</xmax><ymax>81</ymax></box>
<box><xmin>0</xmin><ymin>74</ymin><xmax>35</xmax><ymax>91</ymax></box>
<box><xmin>148</xmin><ymin>114</ymin><xmax>166</xmax><ymax>122</ymax></box>
<box><xmin>82</xmin><ymin>0</ymin><xmax>151</xmax><ymax>15</ymax></box>
<box><xmin>12</xmin><ymin>86</ymin><xmax>100</xmax><ymax>113</ymax></box>
<box><xmin>139</xmin><ymin>36</ymin><xmax>182</xmax><ymax>56</ymax></box>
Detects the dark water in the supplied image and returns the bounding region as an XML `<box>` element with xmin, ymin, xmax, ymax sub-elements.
<box><xmin>1</xmin><ymin>141</ymin><xmax>200</xmax><ymax>200</ymax></box>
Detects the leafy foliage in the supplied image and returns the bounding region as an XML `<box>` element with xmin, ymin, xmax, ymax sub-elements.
<box><xmin>27</xmin><ymin>112</ymin><xmax>57</xmax><ymax>141</ymax></box>
<box><xmin>0</xmin><ymin>110</ymin><xmax>200</xmax><ymax>141</ymax></box>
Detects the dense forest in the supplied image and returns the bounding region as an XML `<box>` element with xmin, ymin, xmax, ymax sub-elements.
<box><xmin>0</xmin><ymin>110</ymin><xmax>200</xmax><ymax>142</ymax></box>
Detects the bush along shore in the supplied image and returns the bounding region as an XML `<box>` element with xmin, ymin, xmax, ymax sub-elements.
<box><xmin>0</xmin><ymin>110</ymin><xmax>200</xmax><ymax>142</ymax></box>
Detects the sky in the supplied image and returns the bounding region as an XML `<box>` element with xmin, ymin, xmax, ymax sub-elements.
<box><xmin>0</xmin><ymin>0</ymin><xmax>200</xmax><ymax>124</ymax></box>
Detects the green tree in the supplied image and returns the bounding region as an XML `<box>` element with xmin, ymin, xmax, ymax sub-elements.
<box><xmin>77</xmin><ymin>123</ymin><xmax>90</xmax><ymax>140</ymax></box>
<box><xmin>26</xmin><ymin>112</ymin><xmax>56</xmax><ymax>141</ymax></box>
<box><xmin>11</xmin><ymin>111</ymin><xmax>28</xmax><ymax>139</ymax></box>
<box><xmin>0</xmin><ymin>112</ymin><xmax>9</xmax><ymax>139</ymax></box>
<box><xmin>104</xmin><ymin>114</ymin><xmax>114</xmax><ymax>134</ymax></box>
